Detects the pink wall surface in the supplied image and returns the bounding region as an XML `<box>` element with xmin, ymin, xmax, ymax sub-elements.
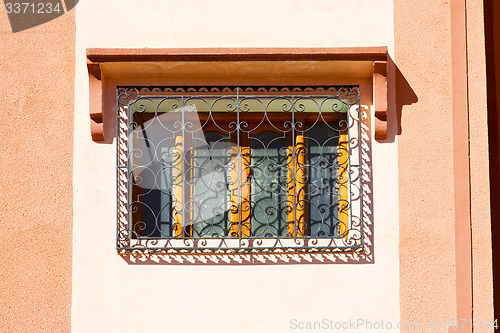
<box><xmin>0</xmin><ymin>10</ymin><xmax>75</xmax><ymax>333</ymax></box>
<box><xmin>395</xmin><ymin>0</ymin><xmax>492</xmax><ymax>329</ymax></box>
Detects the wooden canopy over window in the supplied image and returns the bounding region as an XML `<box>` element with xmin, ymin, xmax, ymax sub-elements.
<box><xmin>86</xmin><ymin>47</ymin><xmax>388</xmax><ymax>142</ymax></box>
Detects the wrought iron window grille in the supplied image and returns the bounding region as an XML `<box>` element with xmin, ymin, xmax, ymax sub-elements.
<box><xmin>116</xmin><ymin>86</ymin><xmax>365</xmax><ymax>254</ymax></box>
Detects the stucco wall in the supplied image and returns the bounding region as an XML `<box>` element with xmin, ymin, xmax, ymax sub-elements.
<box><xmin>394</xmin><ymin>0</ymin><xmax>458</xmax><ymax>324</ymax></box>
<box><xmin>466</xmin><ymin>0</ymin><xmax>493</xmax><ymax>324</ymax></box>
<box><xmin>73</xmin><ymin>1</ymin><xmax>399</xmax><ymax>332</ymax></box>
<box><xmin>0</xmin><ymin>9</ymin><xmax>75</xmax><ymax>333</ymax></box>
<box><xmin>395</xmin><ymin>0</ymin><xmax>493</xmax><ymax>329</ymax></box>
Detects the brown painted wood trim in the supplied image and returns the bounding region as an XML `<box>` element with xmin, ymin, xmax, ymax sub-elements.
<box><xmin>86</xmin><ymin>47</ymin><xmax>388</xmax><ymax>63</ymax></box>
<box><xmin>86</xmin><ymin>47</ymin><xmax>388</xmax><ymax>142</ymax></box>
<box><xmin>451</xmin><ymin>0</ymin><xmax>473</xmax><ymax>329</ymax></box>
<box><xmin>373</xmin><ymin>61</ymin><xmax>388</xmax><ymax>141</ymax></box>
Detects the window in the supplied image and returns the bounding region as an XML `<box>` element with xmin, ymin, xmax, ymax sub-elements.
<box><xmin>117</xmin><ymin>85</ymin><xmax>363</xmax><ymax>252</ymax></box>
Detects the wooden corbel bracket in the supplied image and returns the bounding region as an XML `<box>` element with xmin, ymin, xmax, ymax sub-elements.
<box><xmin>373</xmin><ymin>61</ymin><xmax>388</xmax><ymax>141</ymax></box>
<box><xmin>86</xmin><ymin>47</ymin><xmax>389</xmax><ymax>142</ymax></box>
<box><xmin>87</xmin><ymin>60</ymin><xmax>104</xmax><ymax>141</ymax></box>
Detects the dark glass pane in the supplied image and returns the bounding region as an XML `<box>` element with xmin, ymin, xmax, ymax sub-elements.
<box><xmin>191</xmin><ymin>131</ymin><xmax>231</xmax><ymax>237</ymax></box>
<box><xmin>250</xmin><ymin>131</ymin><xmax>288</xmax><ymax>237</ymax></box>
<box><xmin>126</xmin><ymin>92</ymin><xmax>348</xmax><ymax>240</ymax></box>
<box><xmin>307</xmin><ymin>124</ymin><xmax>340</xmax><ymax>237</ymax></box>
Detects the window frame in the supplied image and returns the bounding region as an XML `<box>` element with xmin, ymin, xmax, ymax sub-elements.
<box><xmin>86</xmin><ymin>47</ymin><xmax>385</xmax><ymax>257</ymax></box>
<box><xmin>116</xmin><ymin>85</ymin><xmax>364</xmax><ymax>253</ymax></box>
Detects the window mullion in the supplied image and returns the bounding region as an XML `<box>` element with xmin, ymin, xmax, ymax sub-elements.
<box><xmin>287</xmin><ymin>138</ymin><xmax>295</xmax><ymax>237</ymax></box>
<box><xmin>295</xmin><ymin>134</ymin><xmax>306</xmax><ymax>237</ymax></box>
<box><xmin>173</xmin><ymin>133</ymin><xmax>184</xmax><ymax>237</ymax></box>
<box><xmin>338</xmin><ymin>130</ymin><xmax>350</xmax><ymax>238</ymax></box>
<box><xmin>229</xmin><ymin>88</ymin><xmax>251</xmax><ymax>238</ymax></box>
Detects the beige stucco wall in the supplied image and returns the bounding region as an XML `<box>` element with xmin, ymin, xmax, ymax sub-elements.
<box><xmin>73</xmin><ymin>0</ymin><xmax>399</xmax><ymax>332</ymax></box>
<box><xmin>0</xmin><ymin>9</ymin><xmax>75</xmax><ymax>333</ymax></box>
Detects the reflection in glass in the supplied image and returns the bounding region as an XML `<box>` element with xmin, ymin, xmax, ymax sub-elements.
<box><xmin>127</xmin><ymin>95</ymin><xmax>348</xmax><ymax>239</ymax></box>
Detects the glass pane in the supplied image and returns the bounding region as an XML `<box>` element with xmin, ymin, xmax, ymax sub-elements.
<box><xmin>191</xmin><ymin>131</ymin><xmax>231</xmax><ymax>237</ymax></box>
<box><xmin>307</xmin><ymin>124</ymin><xmax>341</xmax><ymax>237</ymax></box>
<box><xmin>126</xmin><ymin>90</ymin><xmax>350</xmax><ymax>241</ymax></box>
<box><xmin>250</xmin><ymin>131</ymin><xmax>288</xmax><ymax>237</ymax></box>
<box><xmin>129</xmin><ymin>116</ymin><xmax>176</xmax><ymax>238</ymax></box>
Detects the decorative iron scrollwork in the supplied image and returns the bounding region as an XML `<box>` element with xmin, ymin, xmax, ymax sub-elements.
<box><xmin>117</xmin><ymin>86</ymin><xmax>366</xmax><ymax>254</ymax></box>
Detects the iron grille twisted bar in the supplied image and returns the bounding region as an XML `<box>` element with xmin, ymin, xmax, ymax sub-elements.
<box><xmin>116</xmin><ymin>86</ymin><xmax>364</xmax><ymax>253</ymax></box>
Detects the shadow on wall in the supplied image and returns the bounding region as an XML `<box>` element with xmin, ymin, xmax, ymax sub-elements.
<box><xmin>121</xmin><ymin>251</ymin><xmax>369</xmax><ymax>266</ymax></box>
<box><xmin>5</xmin><ymin>0</ymin><xmax>79</xmax><ymax>33</ymax></box>
<box><xmin>484</xmin><ymin>0</ymin><xmax>500</xmax><ymax>323</ymax></box>
<box><xmin>385</xmin><ymin>56</ymin><xmax>418</xmax><ymax>143</ymax></box>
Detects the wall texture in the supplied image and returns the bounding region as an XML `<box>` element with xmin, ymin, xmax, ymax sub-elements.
<box><xmin>395</xmin><ymin>0</ymin><xmax>492</xmax><ymax>329</ymax></box>
<box><xmin>466</xmin><ymin>0</ymin><xmax>493</xmax><ymax>324</ymax></box>
<box><xmin>0</xmin><ymin>9</ymin><xmax>75</xmax><ymax>333</ymax></box>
